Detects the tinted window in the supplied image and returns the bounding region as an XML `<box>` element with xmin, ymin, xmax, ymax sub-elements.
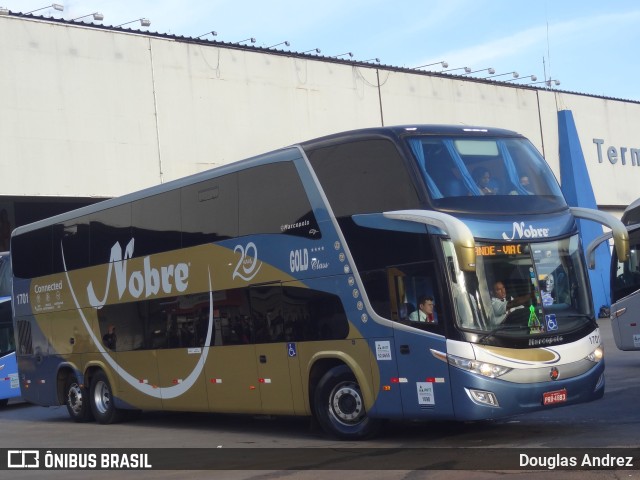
<box><xmin>12</xmin><ymin>226</ymin><xmax>53</xmax><ymax>279</ymax></box>
<box><xmin>90</xmin><ymin>204</ymin><xmax>132</xmax><ymax>265</ymax></box>
<box><xmin>0</xmin><ymin>320</ymin><xmax>14</xmax><ymax>356</ymax></box>
<box><xmin>306</xmin><ymin>139</ymin><xmax>420</xmax><ymax>218</ymax></box>
<box><xmin>132</xmin><ymin>190</ymin><xmax>182</xmax><ymax>256</ymax></box>
<box><xmin>238</xmin><ymin>162</ymin><xmax>319</xmax><ymax>238</ymax></box>
<box><xmin>612</xmin><ymin>228</ymin><xmax>640</xmax><ymax>303</ymax></box>
<box><xmin>54</xmin><ymin>216</ymin><xmax>90</xmax><ymax>272</ymax></box>
<box><xmin>16</xmin><ymin>320</ymin><xmax>33</xmax><ymax>355</ymax></box>
<box><xmin>0</xmin><ymin>256</ymin><xmax>12</xmax><ymax>297</ymax></box>
<box><xmin>282</xmin><ymin>285</ymin><xmax>349</xmax><ymax>341</ymax></box>
<box><xmin>181</xmin><ymin>173</ymin><xmax>239</xmax><ymax>247</ymax></box>
<box><xmin>250</xmin><ymin>284</ymin><xmax>285</xmax><ymax>343</ymax></box>
<box><xmin>91</xmin><ymin>284</ymin><xmax>348</xmax><ymax>350</ymax></box>
<box><xmin>213</xmin><ymin>288</ymin><xmax>252</xmax><ymax>346</ymax></box>
<box><xmin>98</xmin><ymin>293</ymin><xmax>211</xmax><ymax>351</ymax></box>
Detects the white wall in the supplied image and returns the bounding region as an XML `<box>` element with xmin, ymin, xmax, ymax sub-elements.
<box><xmin>1</xmin><ymin>15</ymin><xmax>639</xmax><ymax>207</ymax></box>
<box><xmin>558</xmin><ymin>94</ymin><xmax>640</xmax><ymax>206</ymax></box>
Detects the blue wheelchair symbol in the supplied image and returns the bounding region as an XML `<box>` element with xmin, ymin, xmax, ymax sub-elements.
<box><xmin>545</xmin><ymin>314</ymin><xmax>558</xmax><ymax>331</ymax></box>
<box><xmin>287</xmin><ymin>343</ymin><xmax>297</xmax><ymax>357</ymax></box>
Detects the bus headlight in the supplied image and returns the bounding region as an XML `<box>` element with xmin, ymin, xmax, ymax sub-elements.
<box><xmin>586</xmin><ymin>346</ymin><xmax>604</xmax><ymax>363</ymax></box>
<box><xmin>447</xmin><ymin>354</ymin><xmax>512</xmax><ymax>378</ymax></box>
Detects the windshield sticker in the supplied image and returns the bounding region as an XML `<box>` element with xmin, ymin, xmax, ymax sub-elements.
<box><xmin>545</xmin><ymin>314</ymin><xmax>558</xmax><ymax>332</ymax></box>
<box><xmin>528</xmin><ymin>306</ymin><xmax>544</xmax><ymax>334</ymax></box>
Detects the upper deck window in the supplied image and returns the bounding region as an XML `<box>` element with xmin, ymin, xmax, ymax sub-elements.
<box><xmin>306</xmin><ymin>139</ymin><xmax>421</xmax><ymax>218</ymax></box>
<box><xmin>406</xmin><ymin>135</ymin><xmax>566</xmax><ymax>214</ymax></box>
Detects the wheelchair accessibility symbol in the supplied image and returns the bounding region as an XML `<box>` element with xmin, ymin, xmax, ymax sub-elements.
<box><xmin>545</xmin><ymin>314</ymin><xmax>558</xmax><ymax>331</ymax></box>
<box><xmin>287</xmin><ymin>343</ymin><xmax>297</xmax><ymax>357</ymax></box>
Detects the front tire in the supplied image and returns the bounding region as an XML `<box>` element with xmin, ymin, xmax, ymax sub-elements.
<box><xmin>90</xmin><ymin>371</ymin><xmax>125</xmax><ymax>424</ymax></box>
<box><xmin>64</xmin><ymin>375</ymin><xmax>93</xmax><ymax>422</ymax></box>
<box><xmin>313</xmin><ymin>365</ymin><xmax>382</xmax><ymax>440</ymax></box>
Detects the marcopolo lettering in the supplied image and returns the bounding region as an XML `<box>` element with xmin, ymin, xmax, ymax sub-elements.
<box><xmin>593</xmin><ymin>138</ymin><xmax>640</xmax><ymax>166</ymax></box>
<box><xmin>87</xmin><ymin>238</ymin><xmax>189</xmax><ymax>308</ymax></box>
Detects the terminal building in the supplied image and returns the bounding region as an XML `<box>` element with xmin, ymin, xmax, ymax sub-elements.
<box><xmin>1</xmin><ymin>11</ymin><xmax>639</xmax><ymax>308</ymax></box>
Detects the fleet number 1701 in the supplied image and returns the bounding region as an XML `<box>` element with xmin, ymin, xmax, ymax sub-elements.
<box><xmin>15</xmin><ymin>292</ymin><xmax>29</xmax><ymax>305</ymax></box>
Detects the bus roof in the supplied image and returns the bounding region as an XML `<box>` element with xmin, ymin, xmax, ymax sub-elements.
<box><xmin>11</xmin><ymin>146</ymin><xmax>303</xmax><ymax>237</ymax></box>
<box><xmin>11</xmin><ymin>124</ymin><xmax>523</xmax><ymax>237</ymax></box>
<box><xmin>298</xmin><ymin>124</ymin><xmax>523</xmax><ymax>150</ymax></box>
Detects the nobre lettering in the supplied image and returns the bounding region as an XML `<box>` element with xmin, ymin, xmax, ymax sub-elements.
<box><xmin>502</xmin><ymin>222</ymin><xmax>550</xmax><ymax>241</ymax></box>
<box><xmin>87</xmin><ymin>239</ymin><xmax>189</xmax><ymax>308</ymax></box>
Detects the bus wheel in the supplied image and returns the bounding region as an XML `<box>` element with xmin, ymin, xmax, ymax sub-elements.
<box><xmin>90</xmin><ymin>371</ymin><xmax>124</xmax><ymax>424</ymax></box>
<box><xmin>314</xmin><ymin>365</ymin><xmax>382</xmax><ymax>440</ymax></box>
<box><xmin>0</xmin><ymin>399</ymin><xmax>8</xmax><ymax>409</ymax></box>
<box><xmin>64</xmin><ymin>376</ymin><xmax>93</xmax><ymax>422</ymax></box>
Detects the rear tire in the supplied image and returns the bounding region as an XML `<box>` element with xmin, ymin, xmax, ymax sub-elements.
<box><xmin>313</xmin><ymin>365</ymin><xmax>382</xmax><ymax>440</ymax></box>
<box><xmin>0</xmin><ymin>399</ymin><xmax>8</xmax><ymax>409</ymax></box>
<box><xmin>90</xmin><ymin>371</ymin><xmax>125</xmax><ymax>424</ymax></box>
<box><xmin>64</xmin><ymin>375</ymin><xmax>94</xmax><ymax>422</ymax></box>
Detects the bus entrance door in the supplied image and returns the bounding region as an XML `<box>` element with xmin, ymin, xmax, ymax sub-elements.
<box><xmin>393</xmin><ymin>327</ymin><xmax>455</xmax><ymax>420</ymax></box>
<box><xmin>250</xmin><ymin>284</ymin><xmax>301</xmax><ymax>415</ymax></box>
<box><xmin>205</xmin><ymin>287</ymin><xmax>261</xmax><ymax>413</ymax></box>
<box><xmin>255</xmin><ymin>343</ymin><xmax>299</xmax><ymax>414</ymax></box>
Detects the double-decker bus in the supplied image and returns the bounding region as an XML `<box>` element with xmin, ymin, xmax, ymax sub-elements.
<box><xmin>588</xmin><ymin>198</ymin><xmax>640</xmax><ymax>350</ymax></box>
<box><xmin>0</xmin><ymin>252</ymin><xmax>20</xmax><ymax>407</ymax></box>
<box><xmin>10</xmin><ymin>125</ymin><xmax>629</xmax><ymax>439</ymax></box>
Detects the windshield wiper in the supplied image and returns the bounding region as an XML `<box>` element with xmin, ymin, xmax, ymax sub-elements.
<box><xmin>476</xmin><ymin>324</ymin><xmax>529</xmax><ymax>344</ymax></box>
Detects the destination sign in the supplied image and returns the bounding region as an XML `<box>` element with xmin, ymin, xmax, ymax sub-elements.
<box><xmin>475</xmin><ymin>244</ymin><xmax>524</xmax><ymax>256</ymax></box>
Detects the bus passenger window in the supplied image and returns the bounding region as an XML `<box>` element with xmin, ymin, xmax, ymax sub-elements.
<box><xmin>361</xmin><ymin>262</ymin><xmax>442</xmax><ymax>330</ymax></box>
<box><xmin>213</xmin><ymin>288</ymin><xmax>252</xmax><ymax>346</ymax></box>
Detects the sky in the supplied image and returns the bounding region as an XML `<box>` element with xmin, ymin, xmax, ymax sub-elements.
<box><xmin>4</xmin><ymin>0</ymin><xmax>640</xmax><ymax>101</ymax></box>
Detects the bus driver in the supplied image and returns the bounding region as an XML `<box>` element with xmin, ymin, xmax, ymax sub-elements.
<box><xmin>491</xmin><ymin>281</ymin><xmax>531</xmax><ymax>324</ymax></box>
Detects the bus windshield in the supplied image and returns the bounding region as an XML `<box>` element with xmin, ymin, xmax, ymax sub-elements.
<box><xmin>406</xmin><ymin>135</ymin><xmax>566</xmax><ymax>213</ymax></box>
<box><xmin>444</xmin><ymin>235</ymin><xmax>593</xmax><ymax>343</ymax></box>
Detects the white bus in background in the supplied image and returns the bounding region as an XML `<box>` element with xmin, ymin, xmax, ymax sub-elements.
<box><xmin>588</xmin><ymin>198</ymin><xmax>640</xmax><ymax>351</ymax></box>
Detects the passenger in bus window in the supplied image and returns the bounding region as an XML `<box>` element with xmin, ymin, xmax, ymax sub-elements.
<box><xmin>519</xmin><ymin>175</ymin><xmax>533</xmax><ymax>194</ymax></box>
<box><xmin>472</xmin><ymin>167</ymin><xmax>497</xmax><ymax>195</ymax></box>
<box><xmin>409</xmin><ymin>295</ymin><xmax>437</xmax><ymax>324</ymax></box>
<box><xmin>541</xmin><ymin>273</ymin><xmax>555</xmax><ymax>306</ymax></box>
<box><xmin>102</xmin><ymin>325</ymin><xmax>117</xmax><ymax>350</ymax></box>
<box><xmin>491</xmin><ymin>281</ymin><xmax>531</xmax><ymax>324</ymax></box>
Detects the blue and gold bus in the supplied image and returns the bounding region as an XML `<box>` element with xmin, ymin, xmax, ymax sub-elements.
<box><xmin>10</xmin><ymin>125</ymin><xmax>629</xmax><ymax>439</ymax></box>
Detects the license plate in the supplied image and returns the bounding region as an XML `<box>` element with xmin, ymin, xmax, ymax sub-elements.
<box><xmin>543</xmin><ymin>388</ymin><xmax>567</xmax><ymax>405</ymax></box>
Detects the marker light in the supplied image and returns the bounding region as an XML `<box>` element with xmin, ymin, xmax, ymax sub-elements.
<box><xmin>447</xmin><ymin>354</ymin><xmax>512</xmax><ymax>378</ymax></box>
<box><xmin>586</xmin><ymin>346</ymin><xmax>604</xmax><ymax>363</ymax></box>
<box><xmin>467</xmin><ymin>388</ymin><xmax>500</xmax><ymax>407</ymax></box>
